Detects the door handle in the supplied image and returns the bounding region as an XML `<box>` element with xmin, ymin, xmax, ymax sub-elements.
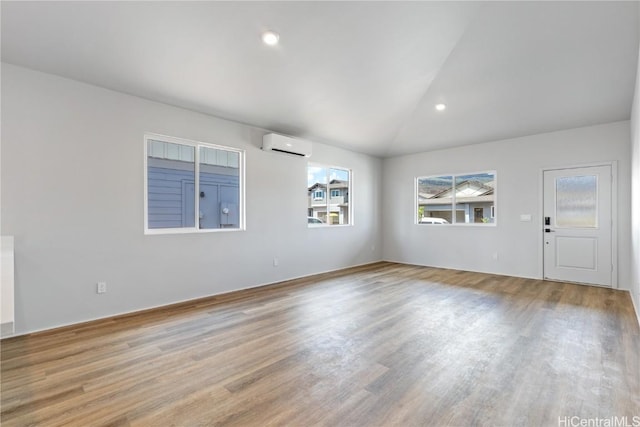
<box><xmin>544</xmin><ymin>228</ymin><xmax>555</xmax><ymax>233</ymax></box>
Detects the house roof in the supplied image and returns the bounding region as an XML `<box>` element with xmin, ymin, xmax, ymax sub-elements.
<box><xmin>2</xmin><ymin>2</ymin><xmax>637</xmax><ymax>157</ymax></box>
<box><xmin>431</xmin><ymin>180</ymin><xmax>494</xmax><ymax>199</ymax></box>
<box><xmin>418</xmin><ymin>179</ymin><xmax>495</xmax><ymax>205</ymax></box>
<box><xmin>308</xmin><ymin>180</ymin><xmax>349</xmax><ymax>192</ymax></box>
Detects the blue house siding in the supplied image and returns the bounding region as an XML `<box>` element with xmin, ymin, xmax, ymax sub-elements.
<box><xmin>147</xmin><ymin>159</ymin><xmax>239</xmax><ymax>229</ymax></box>
<box><xmin>148</xmin><ymin>166</ymin><xmax>194</xmax><ymax>228</ymax></box>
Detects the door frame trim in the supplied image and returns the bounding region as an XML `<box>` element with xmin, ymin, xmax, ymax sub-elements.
<box><xmin>539</xmin><ymin>161</ymin><xmax>618</xmax><ymax>288</ymax></box>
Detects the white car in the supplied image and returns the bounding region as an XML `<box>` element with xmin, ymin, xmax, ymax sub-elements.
<box><xmin>420</xmin><ymin>217</ymin><xmax>449</xmax><ymax>224</ymax></box>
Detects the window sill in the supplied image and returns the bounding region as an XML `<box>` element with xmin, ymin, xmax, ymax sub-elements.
<box><xmin>415</xmin><ymin>223</ymin><xmax>497</xmax><ymax>227</ymax></box>
<box><xmin>144</xmin><ymin>227</ymin><xmax>245</xmax><ymax>235</ymax></box>
<box><xmin>308</xmin><ymin>224</ymin><xmax>353</xmax><ymax>228</ymax></box>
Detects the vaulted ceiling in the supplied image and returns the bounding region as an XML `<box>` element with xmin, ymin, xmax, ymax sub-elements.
<box><xmin>2</xmin><ymin>1</ymin><xmax>638</xmax><ymax>157</ymax></box>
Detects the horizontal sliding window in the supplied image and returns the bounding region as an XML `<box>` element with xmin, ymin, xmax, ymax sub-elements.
<box><xmin>145</xmin><ymin>134</ymin><xmax>244</xmax><ymax>234</ymax></box>
<box><xmin>417</xmin><ymin>171</ymin><xmax>496</xmax><ymax>225</ymax></box>
<box><xmin>308</xmin><ymin>164</ymin><xmax>351</xmax><ymax>226</ymax></box>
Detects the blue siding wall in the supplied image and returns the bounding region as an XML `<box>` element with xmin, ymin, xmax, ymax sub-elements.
<box><xmin>147</xmin><ymin>159</ymin><xmax>239</xmax><ymax>229</ymax></box>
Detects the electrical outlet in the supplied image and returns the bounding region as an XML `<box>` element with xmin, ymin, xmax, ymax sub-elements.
<box><xmin>97</xmin><ymin>282</ymin><xmax>107</xmax><ymax>294</ymax></box>
<box><xmin>273</xmin><ymin>257</ymin><xmax>279</xmax><ymax>267</ymax></box>
<box><xmin>492</xmin><ymin>253</ymin><xmax>499</xmax><ymax>261</ymax></box>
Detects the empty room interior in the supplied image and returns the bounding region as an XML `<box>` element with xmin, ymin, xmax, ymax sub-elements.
<box><xmin>1</xmin><ymin>1</ymin><xmax>640</xmax><ymax>426</ymax></box>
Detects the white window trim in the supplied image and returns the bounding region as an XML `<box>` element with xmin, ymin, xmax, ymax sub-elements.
<box><xmin>308</xmin><ymin>162</ymin><xmax>353</xmax><ymax>227</ymax></box>
<box><xmin>415</xmin><ymin>170</ymin><xmax>497</xmax><ymax>226</ymax></box>
<box><xmin>144</xmin><ymin>133</ymin><xmax>246</xmax><ymax>235</ymax></box>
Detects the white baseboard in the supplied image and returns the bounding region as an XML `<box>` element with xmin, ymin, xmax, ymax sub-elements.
<box><xmin>3</xmin><ymin>260</ymin><xmax>386</xmax><ymax>338</ymax></box>
<box><xmin>1</xmin><ymin>322</ymin><xmax>15</xmax><ymax>338</ymax></box>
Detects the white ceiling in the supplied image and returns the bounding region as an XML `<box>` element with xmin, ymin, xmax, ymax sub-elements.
<box><xmin>2</xmin><ymin>1</ymin><xmax>638</xmax><ymax>157</ymax></box>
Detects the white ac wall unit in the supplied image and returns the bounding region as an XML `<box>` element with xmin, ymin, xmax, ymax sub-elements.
<box><xmin>262</xmin><ymin>133</ymin><xmax>312</xmax><ymax>157</ymax></box>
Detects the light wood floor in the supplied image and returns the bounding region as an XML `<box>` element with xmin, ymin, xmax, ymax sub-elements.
<box><xmin>1</xmin><ymin>262</ymin><xmax>639</xmax><ymax>426</ymax></box>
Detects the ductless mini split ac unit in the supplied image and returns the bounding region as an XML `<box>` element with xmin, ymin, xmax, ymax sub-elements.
<box><xmin>262</xmin><ymin>133</ymin><xmax>312</xmax><ymax>157</ymax></box>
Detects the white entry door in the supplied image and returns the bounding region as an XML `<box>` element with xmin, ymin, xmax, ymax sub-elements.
<box><xmin>543</xmin><ymin>165</ymin><xmax>613</xmax><ymax>287</ymax></box>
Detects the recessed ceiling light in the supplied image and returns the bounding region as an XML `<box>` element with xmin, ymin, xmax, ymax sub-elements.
<box><xmin>262</xmin><ymin>31</ymin><xmax>280</xmax><ymax>46</ymax></box>
<box><xmin>435</xmin><ymin>103</ymin><xmax>447</xmax><ymax>111</ymax></box>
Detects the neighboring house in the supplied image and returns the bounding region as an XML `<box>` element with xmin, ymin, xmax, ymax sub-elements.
<box><xmin>308</xmin><ymin>179</ymin><xmax>349</xmax><ymax>224</ymax></box>
<box><xmin>147</xmin><ymin>141</ymin><xmax>240</xmax><ymax>229</ymax></box>
<box><xmin>419</xmin><ymin>180</ymin><xmax>495</xmax><ymax>223</ymax></box>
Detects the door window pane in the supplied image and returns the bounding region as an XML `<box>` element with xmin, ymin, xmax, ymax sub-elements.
<box><xmin>556</xmin><ymin>175</ymin><xmax>597</xmax><ymax>228</ymax></box>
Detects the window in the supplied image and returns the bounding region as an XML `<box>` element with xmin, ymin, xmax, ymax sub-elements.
<box><xmin>555</xmin><ymin>175</ymin><xmax>597</xmax><ymax>228</ymax></box>
<box><xmin>308</xmin><ymin>164</ymin><xmax>351</xmax><ymax>226</ymax></box>
<box><xmin>417</xmin><ymin>171</ymin><xmax>496</xmax><ymax>225</ymax></box>
<box><xmin>144</xmin><ymin>134</ymin><xmax>244</xmax><ymax>233</ymax></box>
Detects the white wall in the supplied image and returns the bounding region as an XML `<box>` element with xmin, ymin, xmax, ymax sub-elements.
<box><xmin>631</xmin><ymin>38</ymin><xmax>640</xmax><ymax>324</ymax></box>
<box><xmin>0</xmin><ymin>63</ymin><xmax>383</xmax><ymax>335</ymax></box>
<box><xmin>2</xmin><ymin>61</ymin><xmax>636</xmax><ymax>335</ymax></box>
<box><xmin>383</xmin><ymin>122</ymin><xmax>632</xmax><ymax>289</ymax></box>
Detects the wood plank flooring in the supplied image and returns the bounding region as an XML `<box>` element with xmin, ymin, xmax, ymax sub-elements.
<box><xmin>1</xmin><ymin>262</ymin><xmax>639</xmax><ymax>426</ymax></box>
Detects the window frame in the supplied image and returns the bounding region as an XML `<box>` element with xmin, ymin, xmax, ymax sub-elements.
<box><xmin>415</xmin><ymin>170</ymin><xmax>497</xmax><ymax>226</ymax></box>
<box><xmin>308</xmin><ymin>163</ymin><xmax>353</xmax><ymax>227</ymax></box>
<box><xmin>144</xmin><ymin>133</ymin><xmax>245</xmax><ymax>235</ymax></box>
